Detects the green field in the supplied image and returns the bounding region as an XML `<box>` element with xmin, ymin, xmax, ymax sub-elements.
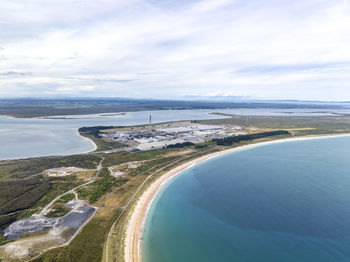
<box><xmin>78</xmin><ymin>127</ymin><xmax>126</xmax><ymax>151</ymax></box>
<box><xmin>45</xmin><ymin>193</ymin><xmax>76</xmax><ymax>218</ymax></box>
<box><xmin>0</xmin><ymin>155</ymin><xmax>100</xmax><ymax>231</ymax></box>
<box><xmin>199</xmin><ymin>114</ymin><xmax>350</xmax><ymax>136</ymax></box>
<box><xmin>32</xmin><ymin>208</ymin><xmax>121</xmax><ymax>262</ymax></box>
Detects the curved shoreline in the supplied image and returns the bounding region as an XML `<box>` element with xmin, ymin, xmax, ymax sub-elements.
<box><xmin>124</xmin><ymin>133</ymin><xmax>350</xmax><ymax>262</ymax></box>
<box><xmin>76</xmin><ymin>128</ymin><xmax>98</xmax><ymax>153</ymax></box>
<box><xmin>0</xmin><ymin>129</ymin><xmax>97</xmax><ymax>161</ymax></box>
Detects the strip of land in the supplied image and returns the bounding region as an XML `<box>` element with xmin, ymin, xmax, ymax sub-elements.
<box><xmin>123</xmin><ymin>133</ymin><xmax>350</xmax><ymax>262</ymax></box>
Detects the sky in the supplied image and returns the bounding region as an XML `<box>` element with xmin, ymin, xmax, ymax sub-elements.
<box><xmin>1</xmin><ymin>0</ymin><xmax>350</xmax><ymax>101</ymax></box>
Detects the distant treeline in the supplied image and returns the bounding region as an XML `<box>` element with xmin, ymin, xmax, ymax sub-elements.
<box><xmin>165</xmin><ymin>142</ymin><xmax>194</xmax><ymax>148</ymax></box>
<box><xmin>0</xmin><ymin>98</ymin><xmax>342</xmax><ymax>118</ymax></box>
<box><xmin>79</xmin><ymin>126</ymin><xmax>114</xmax><ymax>138</ymax></box>
<box><xmin>212</xmin><ymin>130</ymin><xmax>290</xmax><ymax>146</ymax></box>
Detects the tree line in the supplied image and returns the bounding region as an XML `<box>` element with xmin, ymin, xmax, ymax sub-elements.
<box><xmin>212</xmin><ymin>130</ymin><xmax>290</xmax><ymax>146</ymax></box>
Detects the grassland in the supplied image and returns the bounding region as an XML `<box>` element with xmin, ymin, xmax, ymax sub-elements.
<box><xmin>0</xmin><ymin>174</ymin><xmax>91</xmax><ymax>233</ymax></box>
<box><xmin>200</xmin><ymin>114</ymin><xmax>350</xmax><ymax>136</ymax></box>
<box><xmin>0</xmin><ymin>155</ymin><xmax>100</xmax><ymax>181</ymax></box>
<box><xmin>77</xmin><ymin>168</ymin><xmax>123</xmax><ymax>204</ymax></box>
<box><xmin>27</xmin><ymin>149</ymin><xmax>204</xmax><ymax>261</ymax></box>
<box><xmin>31</xmin><ymin>208</ymin><xmax>121</xmax><ymax>262</ymax></box>
<box><xmin>78</xmin><ymin>127</ymin><xmax>125</xmax><ymax>151</ymax></box>
<box><xmin>0</xmin><ymin>155</ymin><xmax>100</xmax><ymax>231</ymax></box>
<box><xmin>31</xmin><ymin>146</ymin><xmax>220</xmax><ymax>262</ymax></box>
<box><xmin>45</xmin><ymin>193</ymin><xmax>76</xmax><ymax>218</ymax></box>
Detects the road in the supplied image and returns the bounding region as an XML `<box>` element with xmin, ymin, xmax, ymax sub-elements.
<box><xmin>39</xmin><ymin>156</ymin><xmax>104</xmax><ymax>216</ymax></box>
<box><xmin>104</xmin><ymin>155</ymin><xmax>194</xmax><ymax>262</ymax></box>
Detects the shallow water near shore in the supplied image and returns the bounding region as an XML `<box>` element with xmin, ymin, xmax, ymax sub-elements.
<box><xmin>143</xmin><ymin>136</ymin><xmax>350</xmax><ymax>262</ymax></box>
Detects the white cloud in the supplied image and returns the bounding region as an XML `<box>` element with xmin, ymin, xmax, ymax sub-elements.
<box><xmin>191</xmin><ymin>0</ymin><xmax>235</xmax><ymax>12</ymax></box>
<box><xmin>0</xmin><ymin>0</ymin><xmax>350</xmax><ymax>100</ymax></box>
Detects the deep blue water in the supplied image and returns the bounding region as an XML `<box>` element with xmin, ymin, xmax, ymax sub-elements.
<box><xmin>143</xmin><ymin>136</ymin><xmax>350</xmax><ymax>262</ymax></box>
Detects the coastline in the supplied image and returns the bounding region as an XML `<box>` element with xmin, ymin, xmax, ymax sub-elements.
<box><xmin>0</xmin><ymin>129</ymin><xmax>97</xmax><ymax>161</ymax></box>
<box><xmin>123</xmin><ymin>133</ymin><xmax>350</xmax><ymax>262</ymax></box>
<box><xmin>76</xmin><ymin>128</ymin><xmax>98</xmax><ymax>153</ymax></box>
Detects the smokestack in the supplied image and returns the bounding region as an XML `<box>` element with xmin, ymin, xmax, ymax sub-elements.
<box><xmin>149</xmin><ymin>114</ymin><xmax>152</xmax><ymax>131</ymax></box>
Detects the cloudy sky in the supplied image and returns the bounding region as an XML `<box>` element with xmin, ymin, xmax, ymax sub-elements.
<box><xmin>1</xmin><ymin>0</ymin><xmax>350</xmax><ymax>100</ymax></box>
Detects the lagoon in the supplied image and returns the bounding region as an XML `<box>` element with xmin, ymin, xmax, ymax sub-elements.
<box><xmin>0</xmin><ymin>107</ymin><xmax>347</xmax><ymax>160</ymax></box>
<box><xmin>0</xmin><ymin>109</ymin><xmax>227</xmax><ymax>160</ymax></box>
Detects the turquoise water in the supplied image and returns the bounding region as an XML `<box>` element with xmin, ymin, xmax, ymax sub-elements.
<box><xmin>143</xmin><ymin>136</ymin><xmax>350</xmax><ymax>262</ymax></box>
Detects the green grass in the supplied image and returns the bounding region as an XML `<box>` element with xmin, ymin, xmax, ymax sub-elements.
<box><xmin>77</xmin><ymin>168</ymin><xmax>127</xmax><ymax>204</ymax></box>
<box><xmin>127</xmin><ymin>156</ymin><xmax>179</xmax><ymax>177</ymax></box>
<box><xmin>103</xmin><ymin>148</ymin><xmax>178</xmax><ymax>167</ymax></box>
<box><xmin>0</xmin><ymin>154</ymin><xmax>100</xmax><ymax>181</ymax></box>
<box><xmin>76</xmin><ymin>187</ymin><xmax>89</xmax><ymax>199</ymax></box>
<box><xmin>78</xmin><ymin>129</ymin><xmax>125</xmax><ymax>151</ymax></box>
<box><xmin>88</xmin><ymin>171</ymin><xmax>116</xmax><ymax>204</ymax></box>
<box><xmin>0</xmin><ymin>175</ymin><xmax>85</xmax><ymax>230</ymax></box>
<box><xmin>35</xmin><ymin>176</ymin><xmax>81</xmax><ymax>208</ymax></box>
<box><xmin>0</xmin><ymin>233</ymin><xmax>7</xmax><ymax>245</ymax></box>
<box><xmin>0</xmin><ymin>177</ymin><xmax>51</xmax><ymax>230</ymax></box>
<box><xmin>45</xmin><ymin>188</ymin><xmax>78</xmax><ymax>218</ymax></box>
<box><xmin>0</xmin><ymin>177</ymin><xmax>49</xmax><ymax>212</ymax></box>
<box><xmin>45</xmin><ymin>203</ymin><xmax>70</xmax><ymax>218</ymax></box>
<box><xmin>34</xmin><ymin>150</ymin><xmax>212</xmax><ymax>261</ymax></box>
<box><xmin>0</xmin><ymin>153</ymin><xmax>100</xmax><ymax>230</ymax></box>
<box><xmin>59</xmin><ymin>193</ymin><xmax>75</xmax><ymax>203</ymax></box>
<box><xmin>212</xmin><ymin>130</ymin><xmax>290</xmax><ymax>146</ymax></box>
<box><xmin>199</xmin><ymin>115</ymin><xmax>350</xmax><ymax>136</ymax></box>
<box><xmin>194</xmin><ymin>141</ymin><xmax>214</xmax><ymax>148</ymax></box>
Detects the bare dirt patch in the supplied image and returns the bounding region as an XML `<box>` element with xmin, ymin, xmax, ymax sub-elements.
<box><xmin>108</xmin><ymin>161</ymin><xmax>145</xmax><ymax>178</ymax></box>
<box><xmin>45</xmin><ymin>167</ymin><xmax>89</xmax><ymax>177</ymax></box>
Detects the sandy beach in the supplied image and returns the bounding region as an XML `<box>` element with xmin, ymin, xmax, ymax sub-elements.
<box><xmin>123</xmin><ymin>133</ymin><xmax>350</xmax><ymax>262</ymax></box>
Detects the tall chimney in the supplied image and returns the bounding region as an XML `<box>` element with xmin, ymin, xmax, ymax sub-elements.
<box><xmin>149</xmin><ymin>114</ymin><xmax>152</xmax><ymax>131</ymax></box>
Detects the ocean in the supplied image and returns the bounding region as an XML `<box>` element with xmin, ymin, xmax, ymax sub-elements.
<box><xmin>143</xmin><ymin>136</ymin><xmax>350</xmax><ymax>262</ymax></box>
